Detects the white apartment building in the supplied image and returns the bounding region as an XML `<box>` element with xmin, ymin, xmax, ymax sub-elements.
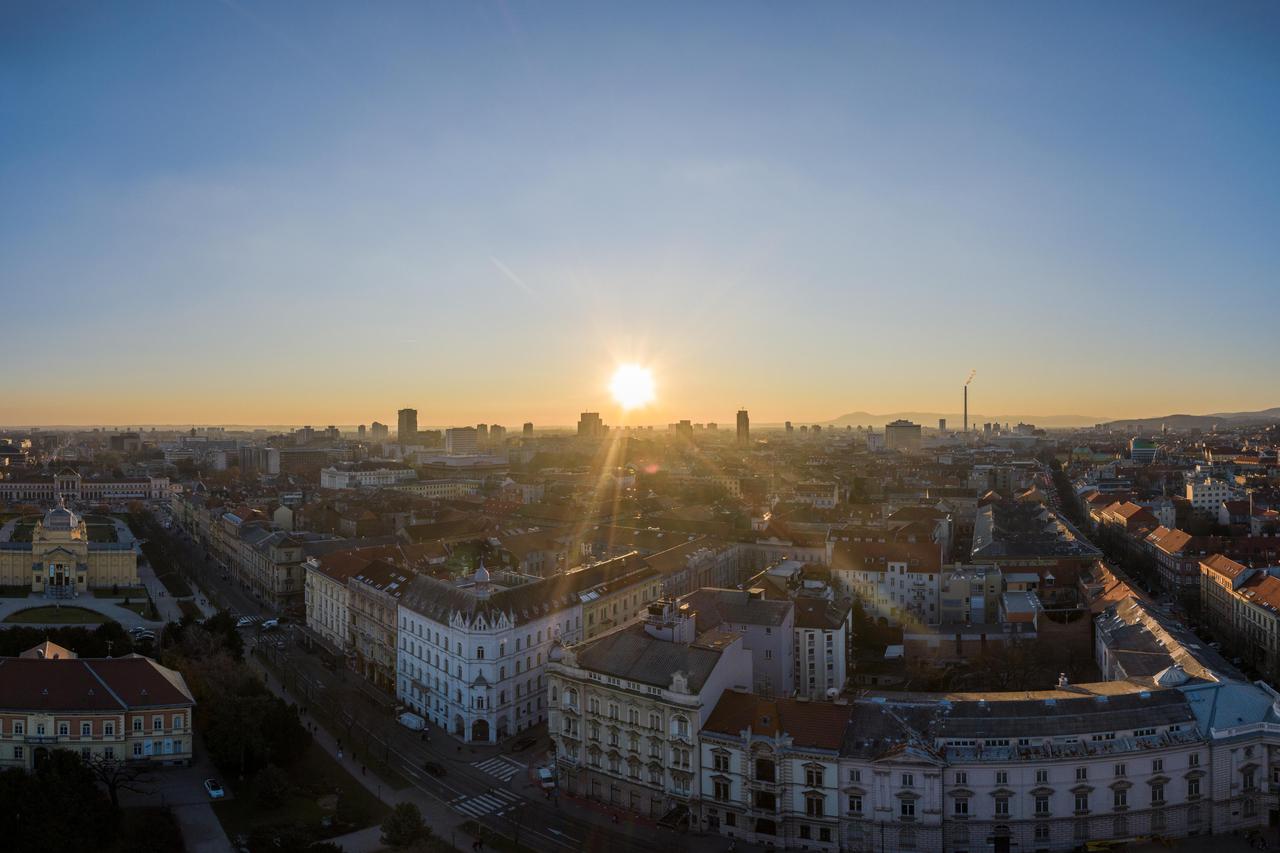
<box><xmin>546</xmin><ymin>599</ymin><xmax>753</xmax><ymax>821</ymax></box>
<box><xmin>395</xmin><ymin>554</ymin><xmax>660</xmax><ymax>743</ymax></box>
<box><xmin>830</xmin><ymin>540</ymin><xmax>943</xmax><ymax>627</ymax></box>
<box><xmin>793</xmin><ymin>595</ymin><xmax>851</xmax><ymax>698</ymax></box>
<box><xmin>701</xmin><ymin>676</ymin><xmax>1280</xmax><ymax>852</ymax></box>
<box><xmin>1185</xmin><ymin>476</ymin><xmax>1233</xmax><ymax>513</ymax></box>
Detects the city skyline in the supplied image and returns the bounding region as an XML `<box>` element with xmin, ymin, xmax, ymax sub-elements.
<box><xmin>4</xmin><ymin>2</ymin><xmax>1279</xmax><ymax>424</ymax></box>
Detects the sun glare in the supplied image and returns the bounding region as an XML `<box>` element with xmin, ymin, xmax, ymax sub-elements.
<box><xmin>609</xmin><ymin>364</ymin><xmax>655</xmax><ymax>410</ymax></box>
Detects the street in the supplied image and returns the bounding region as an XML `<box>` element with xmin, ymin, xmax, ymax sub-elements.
<box><xmin>153</xmin><ymin>516</ymin><xmax>743</xmax><ymax>853</ymax></box>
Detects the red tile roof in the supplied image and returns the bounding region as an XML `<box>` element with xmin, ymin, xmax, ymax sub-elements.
<box><xmin>702</xmin><ymin>690</ymin><xmax>851</xmax><ymax>751</ymax></box>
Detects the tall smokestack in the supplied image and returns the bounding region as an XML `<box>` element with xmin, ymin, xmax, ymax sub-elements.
<box><xmin>963</xmin><ymin>369</ymin><xmax>976</xmax><ymax>433</ymax></box>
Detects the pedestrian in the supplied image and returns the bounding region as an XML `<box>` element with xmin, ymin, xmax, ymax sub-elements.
<box><xmin>337</xmin><ymin>748</ymin><xmax>343</xmax><ymax>760</ymax></box>
<box><xmin>361</xmin><ymin>764</ymin><xmax>366</xmax><ymax>777</ymax></box>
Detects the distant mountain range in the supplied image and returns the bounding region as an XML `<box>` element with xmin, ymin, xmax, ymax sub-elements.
<box><xmin>1103</xmin><ymin>407</ymin><xmax>1280</xmax><ymax>431</ymax></box>
<box><xmin>822</xmin><ymin>411</ymin><xmax>1104</xmax><ymax>429</ymax></box>
<box><xmin>815</xmin><ymin>406</ymin><xmax>1280</xmax><ymax>431</ymax></box>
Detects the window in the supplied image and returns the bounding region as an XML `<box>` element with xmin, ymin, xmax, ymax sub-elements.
<box><xmin>848</xmin><ymin>794</ymin><xmax>863</xmax><ymax>813</ymax></box>
<box><xmin>714</xmin><ymin>780</ymin><xmax>730</xmax><ymax>801</ymax></box>
<box><xmin>132</xmin><ymin>718</ymin><xmax>142</xmax><ymax>733</ymax></box>
<box><xmin>1244</xmin><ymin>769</ymin><xmax>1257</xmax><ymax>791</ymax></box>
<box><xmin>13</xmin><ymin>746</ymin><xmax>23</xmax><ymax>760</ymax></box>
<box><xmin>1076</xmin><ymin>766</ymin><xmax>1088</xmax><ymax>781</ymax></box>
<box><xmin>1152</xmin><ymin>758</ymin><xmax>1163</xmax><ymax>773</ymax></box>
<box><xmin>1034</xmin><ymin>823</ymin><xmax>1050</xmax><ymax>842</ymax></box>
<box><xmin>954</xmin><ymin>797</ymin><xmax>969</xmax><ymax>816</ymax></box>
<box><xmin>900</xmin><ymin>799</ymin><xmax>915</xmax><ymax>818</ymax></box>
<box><xmin>1188</xmin><ymin>777</ymin><xmax>1200</xmax><ymax>798</ymax></box>
<box><xmin>848</xmin><ymin>769</ymin><xmax>862</xmax><ymax>783</ymax></box>
<box><xmin>1114</xmin><ymin>789</ymin><xmax>1127</xmax><ymax>809</ymax></box>
<box><xmin>104</xmin><ymin>746</ymin><xmax>114</xmax><ymax>760</ymax></box>
<box><xmin>954</xmin><ymin>771</ymin><xmax>967</xmax><ymax>785</ymax></box>
<box><xmin>1035</xmin><ymin>795</ymin><xmax>1050</xmax><ymax>816</ymax></box>
<box><xmin>995</xmin><ymin>770</ymin><xmax>1008</xmax><ymax>785</ymax></box>
<box><xmin>1035</xmin><ymin>769</ymin><xmax>1048</xmax><ymax>784</ymax></box>
<box><xmin>104</xmin><ymin>722</ymin><xmax>114</xmax><ymax>736</ymax></box>
<box><xmin>133</xmin><ymin>742</ymin><xmax>143</xmax><ymax>757</ymax></box>
<box><xmin>901</xmin><ymin>773</ymin><xmax>914</xmax><ymax>788</ymax></box>
<box><xmin>805</xmin><ymin>766</ymin><xmax>824</xmax><ymax>788</ymax></box>
<box><xmin>1189</xmin><ymin>753</ymin><xmax>1200</xmax><ymax>767</ymax></box>
<box><xmin>756</xmin><ymin>758</ymin><xmax>776</xmax><ymax>783</ymax></box>
<box><xmin>1151</xmin><ymin>782</ymin><xmax>1165</xmax><ymax>805</ymax></box>
<box><xmin>80</xmin><ymin>722</ymin><xmax>91</xmax><ymax>737</ymax></box>
<box><xmin>1114</xmin><ymin>763</ymin><xmax>1126</xmax><ymax>777</ymax></box>
<box><xmin>1075</xmin><ymin>792</ymin><xmax>1089</xmax><ymax>813</ymax></box>
<box><xmin>995</xmin><ymin>797</ymin><xmax>1009</xmax><ymax>816</ymax></box>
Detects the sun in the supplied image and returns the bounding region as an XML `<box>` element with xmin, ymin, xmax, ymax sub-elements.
<box><xmin>609</xmin><ymin>364</ymin><xmax>655</xmax><ymax>410</ymax></box>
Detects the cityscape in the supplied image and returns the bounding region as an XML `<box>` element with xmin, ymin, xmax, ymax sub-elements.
<box><xmin>4</xmin><ymin>4</ymin><xmax>1280</xmax><ymax>853</ymax></box>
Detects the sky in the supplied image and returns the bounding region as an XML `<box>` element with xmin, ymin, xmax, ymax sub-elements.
<box><xmin>2</xmin><ymin>1</ymin><xmax>1278</xmax><ymax>428</ymax></box>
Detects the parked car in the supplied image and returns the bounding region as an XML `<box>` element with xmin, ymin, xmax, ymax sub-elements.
<box><xmin>398</xmin><ymin>712</ymin><xmax>427</xmax><ymax>731</ymax></box>
<box><xmin>422</xmin><ymin>761</ymin><xmax>448</xmax><ymax>778</ymax></box>
<box><xmin>537</xmin><ymin>767</ymin><xmax>556</xmax><ymax>790</ymax></box>
<box><xmin>236</xmin><ymin>616</ymin><xmax>254</xmax><ymax>628</ymax></box>
<box><xmin>204</xmin><ymin>779</ymin><xmax>225</xmax><ymax>799</ymax></box>
<box><xmin>261</xmin><ymin>619</ymin><xmax>279</xmax><ymax>631</ymax></box>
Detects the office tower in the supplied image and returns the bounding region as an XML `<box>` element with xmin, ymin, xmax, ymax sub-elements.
<box><xmin>578</xmin><ymin>412</ymin><xmax>604</xmax><ymax>439</ymax></box>
<box><xmin>445</xmin><ymin>427</ymin><xmax>478</xmax><ymax>455</ymax></box>
<box><xmin>397</xmin><ymin>408</ymin><xmax>418</xmax><ymax>445</ymax></box>
<box><xmin>358</xmin><ymin>424</ymin><xmax>366</xmax><ymax>440</ymax></box>
<box><xmin>736</xmin><ymin>409</ymin><xmax>750</xmax><ymax>445</ymax></box>
<box><xmin>523</xmin><ymin>422</ymin><xmax>534</xmax><ymax>437</ymax></box>
<box><xmin>477</xmin><ymin>423</ymin><xmax>489</xmax><ymax>439</ymax></box>
<box><xmin>370</xmin><ymin>422</ymin><xmax>389</xmax><ymax>442</ymax></box>
<box><xmin>884</xmin><ymin>419</ymin><xmax>922</xmax><ymax>452</ymax></box>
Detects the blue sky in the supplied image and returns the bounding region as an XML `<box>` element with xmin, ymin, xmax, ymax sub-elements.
<box><xmin>2</xmin><ymin>2</ymin><xmax>1278</xmax><ymax>426</ymax></box>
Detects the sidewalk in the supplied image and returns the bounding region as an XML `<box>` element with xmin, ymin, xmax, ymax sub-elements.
<box><xmin>250</xmin><ymin>656</ymin><xmax>475</xmax><ymax>852</ymax></box>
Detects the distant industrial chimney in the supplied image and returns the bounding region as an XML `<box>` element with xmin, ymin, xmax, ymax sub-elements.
<box><xmin>963</xmin><ymin>370</ymin><xmax>976</xmax><ymax>432</ymax></box>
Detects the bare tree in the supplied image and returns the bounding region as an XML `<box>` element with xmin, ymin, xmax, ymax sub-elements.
<box><xmin>84</xmin><ymin>754</ymin><xmax>153</xmax><ymax>812</ymax></box>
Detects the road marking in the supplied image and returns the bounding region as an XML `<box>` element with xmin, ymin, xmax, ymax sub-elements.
<box><xmin>451</xmin><ymin>788</ymin><xmax>520</xmax><ymax>817</ymax></box>
<box><xmin>472</xmin><ymin>756</ymin><xmax>522</xmax><ymax>781</ymax></box>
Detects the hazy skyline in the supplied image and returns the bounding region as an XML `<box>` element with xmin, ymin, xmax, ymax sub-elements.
<box><xmin>3</xmin><ymin>2</ymin><xmax>1278</xmax><ymax>426</ymax></box>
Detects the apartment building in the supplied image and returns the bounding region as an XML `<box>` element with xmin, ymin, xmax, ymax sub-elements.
<box><xmin>546</xmin><ymin>599</ymin><xmax>752</xmax><ymax>822</ymax></box>
<box><xmin>349</xmin><ymin>560</ymin><xmax>411</xmax><ymax>692</ymax></box>
<box><xmin>701</xmin><ymin>677</ymin><xmax>1280</xmax><ymax>852</ymax></box>
<box><xmin>1185</xmin><ymin>477</ymin><xmax>1233</xmax><ymax>513</ymax></box>
<box><xmin>1199</xmin><ymin>554</ymin><xmax>1280</xmax><ymax>677</ymax></box>
<box><xmin>395</xmin><ymin>553</ymin><xmax>660</xmax><ymax>743</ymax></box>
<box><xmin>792</xmin><ymin>596</ymin><xmax>851</xmax><ymax>698</ymax></box>
<box><xmin>679</xmin><ymin>588</ymin><xmax>795</xmax><ymax>698</ymax></box>
<box><xmin>829</xmin><ymin>540</ymin><xmax>943</xmax><ymax>626</ymax></box>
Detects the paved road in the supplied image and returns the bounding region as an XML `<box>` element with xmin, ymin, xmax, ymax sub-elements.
<box><xmin>149</xmin><ymin>517</ymin><xmax>739</xmax><ymax>853</ymax></box>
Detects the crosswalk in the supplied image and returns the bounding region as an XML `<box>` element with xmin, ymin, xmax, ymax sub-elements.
<box><xmin>471</xmin><ymin>756</ymin><xmax>524</xmax><ymax>782</ymax></box>
<box><xmin>450</xmin><ymin>788</ymin><xmax>520</xmax><ymax>818</ymax></box>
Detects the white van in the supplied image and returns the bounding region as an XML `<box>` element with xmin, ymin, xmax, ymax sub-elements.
<box><xmin>397</xmin><ymin>712</ymin><xmax>427</xmax><ymax>731</ymax></box>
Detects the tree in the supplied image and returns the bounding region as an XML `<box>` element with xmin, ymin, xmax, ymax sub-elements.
<box><xmin>252</xmin><ymin>763</ymin><xmax>291</xmax><ymax>808</ymax></box>
<box><xmin>381</xmin><ymin>802</ymin><xmax>430</xmax><ymax>849</ymax></box>
<box><xmin>84</xmin><ymin>753</ymin><xmax>153</xmax><ymax>812</ymax></box>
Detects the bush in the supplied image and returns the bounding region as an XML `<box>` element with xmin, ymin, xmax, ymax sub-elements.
<box><xmin>381</xmin><ymin>802</ymin><xmax>429</xmax><ymax>849</ymax></box>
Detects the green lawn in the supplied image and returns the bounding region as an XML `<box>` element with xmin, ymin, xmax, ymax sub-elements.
<box><xmin>117</xmin><ymin>600</ymin><xmax>154</xmax><ymax>618</ymax></box>
<box><xmin>212</xmin><ymin>741</ymin><xmax>391</xmax><ymax>844</ymax></box>
<box><xmin>3</xmin><ymin>605</ymin><xmax>106</xmax><ymax>624</ymax></box>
